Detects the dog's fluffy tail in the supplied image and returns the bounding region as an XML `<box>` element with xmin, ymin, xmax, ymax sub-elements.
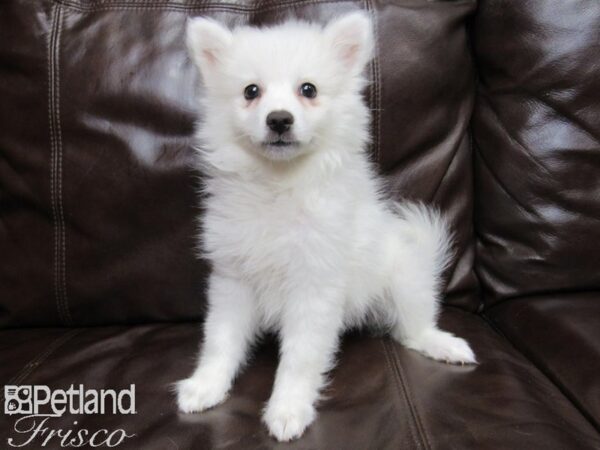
<box><xmin>393</xmin><ymin>201</ymin><xmax>455</xmax><ymax>284</ymax></box>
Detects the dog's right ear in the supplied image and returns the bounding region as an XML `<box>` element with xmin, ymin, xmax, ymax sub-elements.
<box><xmin>324</xmin><ymin>12</ymin><xmax>374</xmax><ymax>76</ymax></box>
<box><xmin>186</xmin><ymin>17</ymin><xmax>232</xmax><ymax>78</ymax></box>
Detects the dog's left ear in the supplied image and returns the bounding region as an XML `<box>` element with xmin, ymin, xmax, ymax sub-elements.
<box><xmin>324</xmin><ymin>11</ymin><xmax>374</xmax><ymax>75</ymax></box>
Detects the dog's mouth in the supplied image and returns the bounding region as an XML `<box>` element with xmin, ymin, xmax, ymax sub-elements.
<box><xmin>262</xmin><ymin>139</ymin><xmax>300</xmax><ymax>148</ymax></box>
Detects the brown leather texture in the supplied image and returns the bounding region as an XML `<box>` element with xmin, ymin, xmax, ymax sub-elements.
<box><xmin>472</xmin><ymin>0</ymin><xmax>600</xmax><ymax>305</ymax></box>
<box><xmin>487</xmin><ymin>293</ymin><xmax>600</xmax><ymax>434</ymax></box>
<box><xmin>2</xmin><ymin>0</ymin><xmax>600</xmax><ymax>448</ymax></box>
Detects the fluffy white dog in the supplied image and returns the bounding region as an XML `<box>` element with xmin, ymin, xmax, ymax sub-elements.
<box><xmin>177</xmin><ymin>11</ymin><xmax>476</xmax><ymax>442</ymax></box>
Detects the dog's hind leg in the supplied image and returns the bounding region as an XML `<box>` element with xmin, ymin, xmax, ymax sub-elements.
<box><xmin>388</xmin><ymin>203</ymin><xmax>476</xmax><ymax>364</ymax></box>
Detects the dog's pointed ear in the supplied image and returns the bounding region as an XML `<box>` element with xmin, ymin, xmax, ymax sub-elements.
<box><xmin>325</xmin><ymin>12</ymin><xmax>374</xmax><ymax>75</ymax></box>
<box><xmin>186</xmin><ymin>17</ymin><xmax>232</xmax><ymax>77</ymax></box>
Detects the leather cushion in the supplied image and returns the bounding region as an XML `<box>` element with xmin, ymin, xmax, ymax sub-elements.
<box><xmin>487</xmin><ymin>292</ymin><xmax>600</xmax><ymax>432</ymax></box>
<box><xmin>1</xmin><ymin>309</ymin><xmax>599</xmax><ymax>449</ymax></box>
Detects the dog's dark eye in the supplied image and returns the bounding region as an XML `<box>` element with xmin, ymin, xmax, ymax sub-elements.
<box><xmin>244</xmin><ymin>84</ymin><xmax>260</xmax><ymax>100</ymax></box>
<box><xmin>299</xmin><ymin>83</ymin><xmax>317</xmax><ymax>99</ymax></box>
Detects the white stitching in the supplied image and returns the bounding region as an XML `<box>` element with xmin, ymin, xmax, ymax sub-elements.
<box><xmin>54</xmin><ymin>6</ymin><xmax>72</xmax><ymax>324</ymax></box>
<box><xmin>54</xmin><ymin>0</ymin><xmax>356</xmax><ymax>13</ymax></box>
<box><xmin>48</xmin><ymin>4</ymin><xmax>62</xmax><ymax>324</ymax></box>
<box><xmin>48</xmin><ymin>4</ymin><xmax>71</xmax><ymax>325</ymax></box>
<box><xmin>364</xmin><ymin>0</ymin><xmax>381</xmax><ymax>163</ymax></box>
<box><xmin>381</xmin><ymin>339</ymin><xmax>422</xmax><ymax>449</ymax></box>
<box><xmin>385</xmin><ymin>339</ymin><xmax>431</xmax><ymax>450</ymax></box>
<box><xmin>370</xmin><ymin>2</ymin><xmax>381</xmax><ymax>163</ymax></box>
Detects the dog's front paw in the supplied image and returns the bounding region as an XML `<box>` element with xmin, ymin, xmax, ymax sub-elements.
<box><xmin>263</xmin><ymin>397</ymin><xmax>316</xmax><ymax>442</ymax></box>
<box><xmin>175</xmin><ymin>376</ymin><xmax>229</xmax><ymax>413</ymax></box>
<box><xmin>405</xmin><ymin>328</ymin><xmax>477</xmax><ymax>365</ymax></box>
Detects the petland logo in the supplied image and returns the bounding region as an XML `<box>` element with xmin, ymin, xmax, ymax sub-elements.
<box><xmin>4</xmin><ymin>385</ymin><xmax>136</xmax><ymax>447</ymax></box>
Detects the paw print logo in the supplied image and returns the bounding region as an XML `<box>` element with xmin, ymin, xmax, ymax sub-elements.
<box><xmin>4</xmin><ymin>386</ymin><xmax>32</xmax><ymax>415</ymax></box>
<box><xmin>6</xmin><ymin>399</ymin><xmax>18</xmax><ymax>414</ymax></box>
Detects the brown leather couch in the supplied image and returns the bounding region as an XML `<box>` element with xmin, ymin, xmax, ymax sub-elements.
<box><xmin>1</xmin><ymin>1</ymin><xmax>599</xmax><ymax>448</ymax></box>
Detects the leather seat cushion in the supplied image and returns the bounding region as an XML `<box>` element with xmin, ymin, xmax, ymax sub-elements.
<box><xmin>487</xmin><ymin>292</ymin><xmax>600</xmax><ymax>432</ymax></box>
<box><xmin>2</xmin><ymin>308</ymin><xmax>598</xmax><ymax>449</ymax></box>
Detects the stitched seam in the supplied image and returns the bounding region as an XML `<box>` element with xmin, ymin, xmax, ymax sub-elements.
<box><xmin>385</xmin><ymin>338</ymin><xmax>431</xmax><ymax>450</ymax></box>
<box><xmin>365</xmin><ymin>0</ymin><xmax>376</xmax><ymax>161</ymax></box>
<box><xmin>54</xmin><ymin>0</ymin><xmax>357</xmax><ymax>13</ymax></box>
<box><xmin>53</xmin><ymin>0</ymin><xmax>476</xmax><ymax>12</ymax></box>
<box><xmin>48</xmin><ymin>4</ymin><xmax>64</xmax><ymax>325</ymax></box>
<box><xmin>372</xmin><ymin>5</ymin><xmax>381</xmax><ymax>163</ymax></box>
<box><xmin>0</xmin><ymin>329</ymin><xmax>81</xmax><ymax>403</ymax></box>
<box><xmin>392</xmin><ymin>343</ymin><xmax>432</xmax><ymax>450</ymax></box>
<box><xmin>381</xmin><ymin>339</ymin><xmax>421</xmax><ymax>449</ymax></box>
<box><xmin>48</xmin><ymin>4</ymin><xmax>72</xmax><ymax>325</ymax></box>
<box><xmin>54</xmin><ymin>6</ymin><xmax>72</xmax><ymax>325</ymax></box>
<box><xmin>59</xmin><ymin>0</ymin><xmax>327</xmax><ymax>7</ymax></box>
<box><xmin>54</xmin><ymin>0</ymin><xmax>352</xmax><ymax>12</ymax></box>
<box><xmin>364</xmin><ymin>0</ymin><xmax>381</xmax><ymax>163</ymax></box>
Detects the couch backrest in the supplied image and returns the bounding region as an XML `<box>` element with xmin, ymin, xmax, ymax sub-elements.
<box><xmin>0</xmin><ymin>0</ymin><xmax>477</xmax><ymax>327</ymax></box>
<box><xmin>472</xmin><ymin>0</ymin><xmax>600</xmax><ymax>307</ymax></box>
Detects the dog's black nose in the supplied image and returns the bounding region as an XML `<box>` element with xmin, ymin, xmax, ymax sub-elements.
<box><xmin>266</xmin><ymin>110</ymin><xmax>294</xmax><ymax>134</ymax></box>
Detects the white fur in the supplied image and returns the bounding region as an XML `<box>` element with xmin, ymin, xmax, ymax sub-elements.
<box><xmin>177</xmin><ymin>12</ymin><xmax>476</xmax><ymax>442</ymax></box>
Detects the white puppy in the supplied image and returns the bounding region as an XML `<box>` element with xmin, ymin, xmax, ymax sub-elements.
<box><xmin>177</xmin><ymin>12</ymin><xmax>476</xmax><ymax>442</ymax></box>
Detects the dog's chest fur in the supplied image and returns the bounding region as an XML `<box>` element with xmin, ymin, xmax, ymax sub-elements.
<box><xmin>202</xmin><ymin>172</ymin><xmax>356</xmax><ymax>285</ymax></box>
